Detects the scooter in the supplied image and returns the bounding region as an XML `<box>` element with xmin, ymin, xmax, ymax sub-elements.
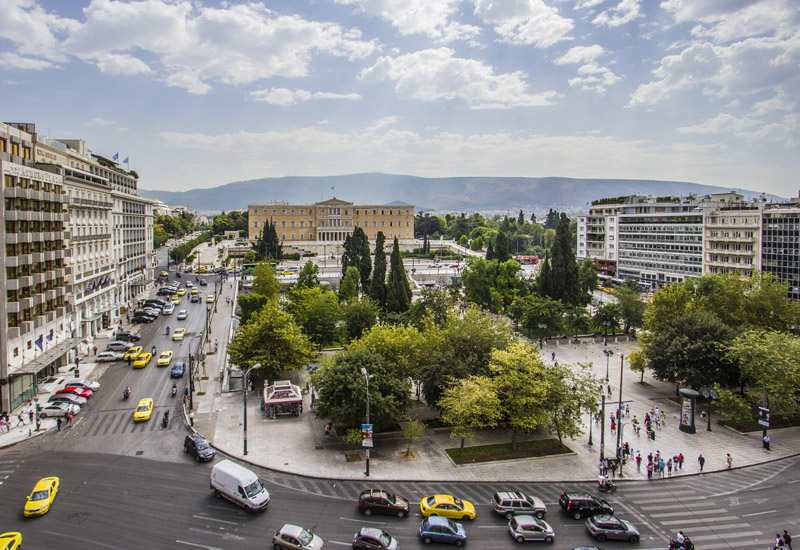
<box><xmin>598</xmin><ymin>480</ymin><xmax>617</xmax><ymax>493</ymax></box>
<box><xmin>162</xmin><ymin>411</ymin><xmax>170</xmax><ymax>429</ymax></box>
<box><xmin>171</xmin><ymin>384</ymin><xmax>178</xmax><ymax>397</ymax></box>
<box><xmin>123</xmin><ymin>388</ymin><xmax>130</xmax><ymax>400</ymax></box>
<box><xmin>668</xmin><ymin>538</ymin><xmax>694</xmax><ymax>550</ymax></box>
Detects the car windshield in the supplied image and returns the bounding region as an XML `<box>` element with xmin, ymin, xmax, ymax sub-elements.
<box><xmin>243</xmin><ymin>479</ymin><xmax>264</xmax><ymax>499</ymax></box>
<box><xmin>136</xmin><ymin>405</ymin><xmax>149</xmax><ymax>412</ymax></box>
<box><xmin>296</xmin><ymin>529</ymin><xmax>313</xmax><ymax>546</ymax></box>
<box><xmin>379</xmin><ymin>533</ymin><xmax>392</xmax><ymax>546</ymax></box>
<box><xmin>446</xmin><ymin>519</ymin><xmax>458</xmax><ymax>531</ymax></box>
<box><xmin>426</xmin><ymin>496</ymin><xmax>437</xmax><ymax>506</ymax></box>
<box><xmin>196</xmin><ymin>441</ymin><xmax>210</xmax><ymax>451</ymax></box>
<box><xmin>386</xmin><ymin>494</ymin><xmax>396</xmax><ymax>504</ymax></box>
<box><xmin>31</xmin><ymin>490</ymin><xmax>49</xmax><ymax>500</ymax></box>
<box><xmin>453</xmin><ymin>498</ymin><xmax>464</xmax><ymax>508</ymax></box>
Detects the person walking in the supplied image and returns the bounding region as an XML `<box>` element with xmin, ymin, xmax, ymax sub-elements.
<box><xmin>602</xmin><ymin>458</ymin><xmax>609</xmax><ymax>475</ymax></box>
<box><xmin>28</xmin><ymin>409</ymin><xmax>34</xmax><ymax>425</ymax></box>
<box><xmin>776</xmin><ymin>535</ymin><xmax>786</xmax><ymax>549</ymax></box>
<box><xmin>667</xmin><ymin>457</ymin><xmax>673</xmax><ymax>475</ymax></box>
<box><xmin>67</xmin><ymin>413</ymin><xmax>73</xmax><ymax>426</ymax></box>
<box><xmin>726</xmin><ymin>453</ymin><xmax>733</xmax><ymax>469</ymax></box>
<box><xmin>56</xmin><ymin>417</ymin><xmax>62</xmax><ymax>432</ymax></box>
<box><xmin>698</xmin><ymin>454</ymin><xmax>705</xmax><ymax>472</ymax></box>
<box><xmin>635</xmin><ymin>453</ymin><xmax>642</xmax><ymax>472</ymax></box>
<box><xmin>678</xmin><ymin>453</ymin><xmax>684</xmax><ymax>470</ymax></box>
<box><xmin>17</xmin><ymin>413</ymin><xmax>25</xmax><ymax>426</ymax></box>
<box><xmin>610</xmin><ymin>460</ymin><xmax>618</xmax><ymax>478</ymax></box>
<box><xmin>324</xmin><ymin>422</ymin><xmax>331</xmax><ymax>437</ymax></box>
<box><xmin>36</xmin><ymin>417</ymin><xmax>41</xmax><ymax>432</ymax></box>
<box><xmin>764</xmin><ymin>434</ymin><xmax>771</xmax><ymax>450</ymax></box>
<box><xmin>646</xmin><ymin>462</ymin><xmax>653</xmax><ymax>479</ymax></box>
<box><xmin>783</xmin><ymin>530</ymin><xmax>792</xmax><ymax>550</ymax></box>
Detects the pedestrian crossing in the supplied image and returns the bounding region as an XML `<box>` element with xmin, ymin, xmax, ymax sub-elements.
<box><xmin>50</xmin><ymin>408</ymin><xmax>181</xmax><ymax>438</ymax></box>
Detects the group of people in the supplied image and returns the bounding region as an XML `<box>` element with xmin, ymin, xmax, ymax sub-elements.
<box><xmin>775</xmin><ymin>531</ymin><xmax>793</xmax><ymax>549</ymax></box>
<box><xmin>638</xmin><ymin>450</ymin><xmax>686</xmax><ymax>479</ymax></box>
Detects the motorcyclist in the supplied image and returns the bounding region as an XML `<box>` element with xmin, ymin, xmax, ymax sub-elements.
<box><xmin>172</xmin><ymin>383</ymin><xmax>178</xmax><ymax>396</ymax></box>
<box><xmin>123</xmin><ymin>386</ymin><xmax>130</xmax><ymax>399</ymax></box>
<box><xmin>166</xmin><ymin>326</ymin><xmax>170</xmax><ymax>335</ymax></box>
<box><xmin>162</xmin><ymin>411</ymin><xmax>170</xmax><ymax>426</ymax></box>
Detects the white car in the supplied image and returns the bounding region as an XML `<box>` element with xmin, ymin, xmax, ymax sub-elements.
<box><xmin>163</xmin><ymin>303</ymin><xmax>175</xmax><ymax>315</ymax></box>
<box><xmin>186</xmin><ymin>281</ymin><xmax>193</xmax><ymax>288</ymax></box>
<box><xmin>96</xmin><ymin>351</ymin><xmax>124</xmax><ymax>362</ymax></box>
<box><xmin>39</xmin><ymin>402</ymin><xmax>80</xmax><ymax>418</ymax></box>
<box><xmin>177</xmin><ymin>310</ymin><xmax>188</xmax><ymax>320</ymax></box>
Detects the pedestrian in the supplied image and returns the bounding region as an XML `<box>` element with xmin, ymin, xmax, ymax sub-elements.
<box><xmin>636</xmin><ymin>453</ymin><xmax>642</xmax><ymax>472</ymax></box>
<box><xmin>783</xmin><ymin>530</ymin><xmax>792</xmax><ymax>550</ymax></box>
<box><xmin>776</xmin><ymin>535</ymin><xmax>786</xmax><ymax>549</ymax></box>
<box><xmin>36</xmin><ymin>417</ymin><xmax>41</xmax><ymax>432</ymax></box>
<box><xmin>646</xmin><ymin>462</ymin><xmax>653</xmax><ymax>479</ymax></box>
<box><xmin>678</xmin><ymin>453</ymin><xmax>684</xmax><ymax>469</ymax></box>
<box><xmin>610</xmin><ymin>460</ymin><xmax>617</xmax><ymax>478</ymax></box>
<box><xmin>28</xmin><ymin>409</ymin><xmax>34</xmax><ymax>424</ymax></box>
<box><xmin>659</xmin><ymin>459</ymin><xmax>666</xmax><ymax>477</ymax></box>
<box><xmin>67</xmin><ymin>413</ymin><xmax>73</xmax><ymax>425</ymax></box>
<box><xmin>56</xmin><ymin>417</ymin><xmax>62</xmax><ymax>432</ymax></box>
<box><xmin>551</xmin><ymin>351</ymin><xmax>555</xmax><ymax>361</ymax></box>
<box><xmin>610</xmin><ymin>419</ymin><xmax>616</xmax><ymax>435</ymax></box>
<box><xmin>667</xmin><ymin>457</ymin><xmax>673</xmax><ymax>474</ymax></box>
<box><xmin>602</xmin><ymin>458</ymin><xmax>609</xmax><ymax>475</ymax></box>
<box><xmin>0</xmin><ymin>417</ymin><xmax>5</xmax><ymax>433</ymax></box>
<box><xmin>324</xmin><ymin>422</ymin><xmax>331</xmax><ymax>437</ymax></box>
<box><xmin>726</xmin><ymin>453</ymin><xmax>733</xmax><ymax>469</ymax></box>
<box><xmin>607</xmin><ymin>384</ymin><xmax>612</xmax><ymax>397</ymax></box>
<box><xmin>625</xmin><ymin>403</ymin><xmax>630</xmax><ymax>417</ymax></box>
<box><xmin>647</xmin><ymin>452</ymin><xmax>653</xmax><ymax>464</ymax></box>
<box><xmin>698</xmin><ymin>454</ymin><xmax>705</xmax><ymax>472</ymax></box>
<box><xmin>764</xmin><ymin>434</ymin><xmax>771</xmax><ymax>450</ymax></box>
<box><xmin>17</xmin><ymin>413</ymin><xmax>25</xmax><ymax>426</ymax></box>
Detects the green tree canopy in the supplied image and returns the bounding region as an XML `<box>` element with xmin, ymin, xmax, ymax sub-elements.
<box><xmin>386</xmin><ymin>237</ymin><xmax>412</xmax><ymax>313</ymax></box>
<box><xmin>409</xmin><ymin>288</ymin><xmax>454</xmax><ymax>329</ymax></box>
<box><xmin>368</xmin><ymin>231</ymin><xmax>388</xmax><ymax>309</ymax></box>
<box><xmin>615</xmin><ymin>287</ymin><xmax>646</xmax><ymax>333</ymax></box>
<box><xmin>341</xmin><ymin>226</ymin><xmax>372</xmax><ymax>289</ymax></box>
<box><xmin>253</xmin><ymin>220</ymin><xmax>282</xmax><ymax>260</ymax></box>
<box><xmin>494</xmin><ymin>231</ymin><xmax>511</xmax><ymax>262</ymax></box>
<box><xmin>237</xmin><ymin>294</ymin><xmax>269</xmax><ymax>326</ymax></box>
<box><xmin>439</xmin><ymin>376</ymin><xmax>503</xmax><ymax>449</ymax></box>
<box><xmin>339</xmin><ymin>266</ymin><xmax>360</xmax><ymax>302</ymax></box>
<box><xmin>251</xmin><ymin>262</ymin><xmax>280</xmax><ymax>300</ymax></box>
<box><xmin>288</xmin><ymin>288</ymin><xmax>343</xmax><ymax>347</ymax></box>
<box><xmin>343</xmin><ymin>298</ymin><xmax>379</xmax><ymax>341</ymax></box>
<box><xmin>296</xmin><ymin>261</ymin><xmax>320</xmax><ymax>289</ymax></box>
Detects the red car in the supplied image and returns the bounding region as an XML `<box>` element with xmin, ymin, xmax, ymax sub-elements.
<box><xmin>56</xmin><ymin>386</ymin><xmax>93</xmax><ymax>399</ymax></box>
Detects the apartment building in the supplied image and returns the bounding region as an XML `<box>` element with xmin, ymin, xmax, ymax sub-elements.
<box><xmin>248</xmin><ymin>198</ymin><xmax>415</xmax><ymax>252</ymax></box>
<box><xmin>762</xmin><ymin>198</ymin><xmax>800</xmax><ymax>302</ymax></box>
<box><xmin>701</xmin><ymin>197</ymin><xmax>762</xmax><ymax>278</ymax></box>
<box><xmin>1</xmin><ymin>122</ymin><xmax>74</xmax><ymax>413</ymax></box>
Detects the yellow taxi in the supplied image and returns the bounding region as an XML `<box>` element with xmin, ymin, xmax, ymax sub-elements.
<box><xmin>171</xmin><ymin>296</ymin><xmax>182</xmax><ymax>305</ymax></box>
<box><xmin>133</xmin><ymin>398</ymin><xmax>154</xmax><ymax>422</ymax></box>
<box><xmin>176</xmin><ymin>288</ymin><xmax>186</xmax><ymax>296</ymax></box>
<box><xmin>191</xmin><ymin>288</ymin><xmax>199</xmax><ymax>295</ymax></box>
<box><xmin>23</xmin><ymin>477</ymin><xmax>59</xmax><ymax>517</ymax></box>
<box><xmin>159</xmin><ymin>270</ymin><xmax>169</xmax><ymax>277</ymax></box>
<box><xmin>172</xmin><ymin>328</ymin><xmax>186</xmax><ymax>341</ymax></box>
<box><xmin>206</xmin><ymin>295</ymin><xmax>215</xmax><ymax>303</ymax></box>
<box><xmin>157</xmin><ymin>350</ymin><xmax>173</xmax><ymax>366</ymax></box>
<box><xmin>196</xmin><ymin>266</ymin><xmax>209</xmax><ymax>274</ymax></box>
<box><xmin>123</xmin><ymin>346</ymin><xmax>143</xmax><ymax>361</ymax></box>
<box><xmin>133</xmin><ymin>352</ymin><xmax>153</xmax><ymax>368</ymax></box>
<box><xmin>0</xmin><ymin>532</ymin><xmax>21</xmax><ymax>549</ymax></box>
<box><xmin>420</xmin><ymin>494</ymin><xmax>476</xmax><ymax>521</ymax></box>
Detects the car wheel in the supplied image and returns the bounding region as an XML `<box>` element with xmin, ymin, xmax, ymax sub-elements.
<box><xmin>544</xmin><ymin>536</ymin><xmax>553</xmax><ymax>543</ymax></box>
<box><xmin>506</xmin><ymin>511</ymin><xmax>515</xmax><ymax>519</ymax></box>
<box><xmin>535</xmin><ymin>511</ymin><xmax>545</xmax><ymax>519</ymax></box>
<box><xmin>597</xmin><ymin>534</ymin><xmax>607</xmax><ymax>542</ymax></box>
<box><xmin>396</xmin><ymin>510</ymin><xmax>406</xmax><ymax>518</ymax></box>
<box><xmin>515</xmin><ymin>536</ymin><xmax>525</xmax><ymax>544</ymax></box>
<box><xmin>215</xmin><ymin>490</ymin><xmax>222</xmax><ymax>498</ymax></box>
<box><xmin>39</xmin><ymin>413</ymin><xmax>47</xmax><ymax>419</ymax></box>
<box><xmin>196</xmin><ymin>454</ymin><xmax>202</xmax><ymax>462</ymax></box>
<box><xmin>423</xmin><ymin>537</ymin><xmax>432</xmax><ymax>545</ymax></box>
<box><xmin>274</xmin><ymin>544</ymin><xmax>282</xmax><ymax>550</ymax></box>
<box><xmin>573</xmin><ymin>511</ymin><xmax>581</xmax><ymax>520</ymax></box>
<box><xmin>629</xmin><ymin>536</ymin><xmax>640</xmax><ymax>543</ymax></box>
<box><xmin>363</xmin><ymin>508</ymin><xmax>372</xmax><ymax>516</ymax></box>
<box><xmin>455</xmin><ymin>541</ymin><xmax>464</xmax><ymax>548</ymax></box>
<box><xmin>462</xmin><ymin>515</ymin><xmax>471</xmax><ymax>521</ymax></box>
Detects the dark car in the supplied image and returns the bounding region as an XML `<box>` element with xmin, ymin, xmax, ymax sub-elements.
<box><xmin>184</xmin><ymin>433</ymin><xmax>216</xmax><ymax>462</ymax></box>
<box><xmin>353</xmin><ymin>528</ymin><xmax>398</xmax><ymax>550</ymax></box>
<box><xmin>157</xmin><ymin>288</ymin><xmax>176</xmax><ymax>296</ymax></box>
<box><xmin>358</xmin><ymin>489</ymin><xmax>410</xmax><ymax>518</ymax></box>
<box><xmin>132</xmin><ymin>314</ymin><xmax>156</xmax><ymax>324</ymax></box>
<box><xmin>170</xmin><ymin>361</ymin><xmax>186</xmax><ymax>378</ymax></box>
<box><xmin>190</xmin><ymin>294</ymin><xmax>201</xmax><ymax>302</ymax></box>
<box><xmin>115</xmin><ymin>331</ymin><xmax>141</xmax><ymax>342</ymax></box>
<box><xmin>559</xmin><ymin>493</ymin><xmax>613</xmax><ymax>520</ymax></box>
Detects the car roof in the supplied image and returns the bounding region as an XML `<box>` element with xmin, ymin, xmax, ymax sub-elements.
<box><xmin>279</xmin><ymin>524</ymin><xmax>305</xmax><ymax>537</ymax></box>
<box><xmin>359</xmin><ymin>527</ymin><xmax>385</xmax><ymax>538</ymax></box>
<box><xmin>427</xmin><ymin>516</ymin><xmax>451</xmax><ymax>527</ymax></box>
<box><xmin>495</xmin><ymin>491</ymin><xmax>527</xmax><ymax>500</ymax></box>
<box><xmin>511</xmin><ymin>515</ymin><xmax>546</xmax><ymax>527</ymax></box>
<box><xmin>137</xmin><ymin>398</ymin><xmax>152</xmax><ymax>406</ymax></box>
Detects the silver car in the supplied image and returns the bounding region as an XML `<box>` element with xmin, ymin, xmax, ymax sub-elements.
<box><xmin>585</xmin><ymin>514</ymin><xmax>640</xmax><ymax>543</ymax></box>
<box><xmin>39</xmin><ymin>402</ymin><xmax>80</xmax><ymax>418</ymax></box>
<box><xmin>48</xmin><ymin>394</ymin><xmax>87</xmax><ymax>407</ymax></box>
<box><xmin>96</xmin><ymin>351</ymin><xmax>124</xmax><ymax>362</ymax></box>
<box><xmin>508</xmin><ymin>515</ymin><xmax>555</xmax><ymax>543</ymax></box>
<box><xmin>107</xmin><ymin>340</ymin><xmax>134</xmax><ymax>352</ymax></box>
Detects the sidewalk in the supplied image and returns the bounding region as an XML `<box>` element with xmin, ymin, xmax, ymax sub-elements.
<box><xmin>189</xmin><ymin>274</ymin><xmax>800</xmax><ymax>482</ymax></box>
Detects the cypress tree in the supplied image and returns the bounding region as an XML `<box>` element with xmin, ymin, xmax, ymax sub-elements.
<box><xmin>548</xmin><ymin>213</ymin><xmax>581</xmax><ymax>305</ymax></box>
<box><xmin>368</xmin><ymin>232</ymin><xmax>388</xmax><ymax>309</ymax></box>
<box><xmin>254</xmin><ymin>219</ymin><xmax>282</xmax><ymax>260</ymax></box>
<box><xmin>485</xmin><ymin>241</ymin><xmax>495</xmax><ymax>260</ymax></box>
<box><xmin>517</xmin><ymin>210</ymin><xmax>525</xmax><ymax>225</ymax></box>
<box><xmin>494</xmin><ymin>231</ymin><xmax>510</xmax><ymax>262</ymax></box>
<box><xmin>537</xmin><ymin>251</ymin><xmax>552</xmax><ymax>297</ymax></box>
<box><xmin>341</xmin><ymin>227</ymin><xmax>371</xmax><ymax>289</ymax></box>
<box><xmin>386</xmin><ymin>237</ymin><xmax>411</xmax><ymax>313</ymax></box>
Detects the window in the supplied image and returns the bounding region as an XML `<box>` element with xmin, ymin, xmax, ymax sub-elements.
<box><xmin>254</xmin><ymin>221</ymin><xmax>258</xmax><ymax>228</ymax></box>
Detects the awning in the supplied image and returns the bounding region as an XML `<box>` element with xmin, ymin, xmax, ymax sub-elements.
<box><xmin>10</xmin><ymin>337</ymin><xmax>81</xmax><ymax>376</ymax></box>
<box><xmin>263</xmin><ymin>380</ymin><xmax>303</xmax><ymax>404</ymax></box>
<box><xmin>85</xmin><ymin>303</ymin><xmax>118</xmax><ymax>322</ymax></box>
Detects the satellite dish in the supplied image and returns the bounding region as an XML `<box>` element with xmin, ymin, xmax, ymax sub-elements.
<box><xmin>710</xmin><ymin>390</ymin><xmax>718</xmax><ymax>400</ymax></box>
<box><xmin>701</xmin><ymin>389</ymin><xmax>710</xmax><ymax>399</ymax></box>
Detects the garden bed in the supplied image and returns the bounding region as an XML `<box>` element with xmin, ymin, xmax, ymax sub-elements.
<box><xmin>445</xmin><ymin>439</ymin><xmax>572</xmax><ymax>464</ymax></box>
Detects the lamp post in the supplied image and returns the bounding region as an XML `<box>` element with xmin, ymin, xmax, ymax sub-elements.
<box><xmin>603</xmin><ymin>349</ymin><xmax>613</xmax><ymax>383</ymax></box>
<box><xmin>616</xmin><ymin>352</ymin><xmax>625</xmax><ymax>477</ymax></box>
<box><xmin>602</xmin><ymin>321</ymin><xmax>611</xmax><ymax>346</ymax></box>
<box><xmin>537</xmin><ymin>323</ymin><xmax>547</xmax><ymax>348</ymax></box>
<box><xmin>600</xmin><ymin>388</ymin><xmax>606</xmax><ymax>462</ymax></box>
<box><xmin>243</xmin><ymin>363</ymin><xmax>261</xmax><ymax>455</ymax></box>
<box><xmin>360</xmin><ymin>367</ymin><xmax>373</xmax><ymax>477</ymax></box>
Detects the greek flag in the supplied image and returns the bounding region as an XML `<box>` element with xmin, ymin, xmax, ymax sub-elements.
<box><xmin>113</xmin><ymin>152</ymin><xmax>119</xmax><ymax>161</ymax></box>
<box><xmin>123</xmin><ymin>157</ymin><xmax>129</xmax><ymax>164</ymax></box>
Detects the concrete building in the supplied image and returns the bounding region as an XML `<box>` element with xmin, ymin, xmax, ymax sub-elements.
<box><xmin>1</xmin><ymin>122</ymin><xmax>75</xmax><ymax>413</ymax></box>
<box><xmin>761</xmin><ymin>197</ymin><xmax>800</xmax><ymax>302</ymax></box>
<box><xmin>248</xmin><ymin>198</ymin><xmax>415</xmax><ymax>254</ymax></box>
<box><xmin>701</xmin><ymin>195</ymin><xmax>762</xmax><ymax>278</ymax></box>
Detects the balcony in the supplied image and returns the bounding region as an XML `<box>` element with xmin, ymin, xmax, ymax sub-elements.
<box><xmin>18</xmin><ymin>276</ymin><xmax>32</xmax><ymax>288</ymax></box>
<box><xmin>7</xmin><ymin>327</ymin><xmax>20</xmax><ymax>339</ymax></box>
<box><xmin>6</xmin><ymin>302</ymin><xmax>20</xmax><ymax>314</ymax></box>
<box><xmin>7</xmin><ymin>279</ymin><xmax>19</xmax><ymax>291</ymax></box>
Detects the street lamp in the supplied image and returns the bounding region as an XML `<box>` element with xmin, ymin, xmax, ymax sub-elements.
<box><xmin>616</xmin><ymin>352</ymin><xmax>625</xmax><ymax>477</ymax></box>
<box><xmin>537</xmin><ymin>323</ymin><xmax>547</xmax><ymax>348</ymax></box>
<box><xmin>360</xmin><ymin>367</ymin><xmax>374</xmax><ymax>477</ymax></box>
<box><xmin>602</xmin><ymin>321</ymin><xmax>611</xmax><ymax>346</ymax></box>
<box><xmin>243</xmin><ymin>363</ymin><xmax>261</xmax><ymax>455</ymax></box>
<box><xmin>701</xmin><ymin>388</ymin><xmax>718</xmax><ymax>431</ymax></box>
<box><xmin>603</xmin><ymin>349</ymin><xmax>614</xmax><ymax>383</ymax></box>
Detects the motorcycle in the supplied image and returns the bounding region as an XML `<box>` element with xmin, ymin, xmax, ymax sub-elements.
<box><xmin>123</xmin><ymin>388</ymin><xmax>130</xmax><ymax>400</ymax></box>
<box><xmin>171</xmin><ymin>384</ymin><xmax>178</xmax><ymax>397</ymax></box>
<box><xmin>162</xmin><ymin>411</ymin><xmax>170</xmax><ymax>428</ymax></box>
<box><xmin>669</xmin><ymin>538</ymin><xmax>694</xmax><ymax>550</ymax></box>
<box><xmin>598</xmin><ymin>479</ymin><xmax>617</xmax><ymax>493</ymax></box>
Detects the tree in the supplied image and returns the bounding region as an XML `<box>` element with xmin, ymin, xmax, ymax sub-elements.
<box><xmin>461</xmin><ymin>258</ymin><xmax>523</xmax><ymax>314</ymax></box>
<box><xmin>310</xmin><ymin>348</ymin><xmax>411</xmax><ymax>430</ymax></box>
<box><xmin>593</xmin><ymin>303</ymin><xmax>622</xmax><ymax>338</ymax></box>
<box><xmin>403</xmin><ymin>418</ymin><xmax>426</xmax><ymax>457</ymax></box>
<box><xmin>627</xmin><ymin>348</ymin><xmax>647</xmax><ymax>383</ymax></box>
<box><xmin>470</xmin><ymin>236</ymin><xmax>483</xmax><ymax>251</ymax></box>
<box><xmin>350</xmin><ymin>323</ymin><xmax>427</xmax><ymax>381</ymax></box>
<box><xmin>577</xmin><ymin>258</ymin><xmax>599</xmax><ymax>298</ymax></box>
<box><xmin>253</xmin><ymin>220</ymin><xmax>281</xmax><ymax>260</ymax></box>
<box><xmin>643</xmin><ymin>309</ymin><xmax>737</xmax><ymax>390</ymax></box>
<box><xmin>494</xmin><ymin>232</ymin><xmax>510</xmax><ymax>262</ymax></box>
<box><xmin>544</xmin><ymin>209</ymin><xmax>559</xmax><ymax>230</ymax></box>
<box><xmin>564</xmin><ymin>306</ymin><xmax>591</xmax><ymax>340</ymax></box>
<box><xmin>386</xmin><ymin>237</ymin><xmax>411</xmax><ymax>313</ymax></box>
<box><xmin>615</xmin><ymin>287</ymin><xmax>646</xmax><ymax>333</ymax></box>
<box><xmin>439</xmin><ymin>376</ymin><xmax>502</xmax><ymax>449</ymax></box>
<box><xmin>536</xmin><ymin>252</ymin><xmax>552</xmax><ymax>297</ymax></box>
<box><xmin>339</xmin><ymin>266</ymin><xmax>360</xmax><ymax>302</ymax></box>
<box><xmin>296</xmin><ymin>261</ymin><xmax>320</xmax><ymax>289</ymax></box>
<box><xmin>251</xmin><ymin>262</ymin><xmax>280</xmax><ymax>300</ymax></box>
<box><xmin>289</xmin><ymin>288</ymin><xmax>343</xmax><ymax>347</ymax></box>
<box><xmin>343</xmin><ymin>298</ymin><xmax>379</xmax><ymax>341</ymax></box>
<box><xmin>485</xmin><ymin>241</ymin><xmax>495</xmax><ymax>260</ymax></box>
<box><xmin>409</xmin><ymin>288</ymin><xmax>454</xmax><ymax>329</ymax></box>
<box><xmin>458</xmin><ymin>234</ymin><xmax>468</xmax><ymax>247</ymax></box>
<box><xmin>237</xmin><ymin>294</ymin><xmax>269</xmax><ymax>326</ymax></box>
<box><xmin>511</xmin><ymin>295</ymin><xmax>564</xmax><ymax>342</ymax></box>
<box><xmin>542</xmin><ymin>362</ymin><xmax>598</xmax><ymax>445</ymax></box>
<box><xmin>517</xmin><ymin>210</ymin><xmax>525</xmax><ymax>225</ymax></box>
<box><xmin>490</xmin><ymin>342</ymin><xmax>550</xmax><ymax>450</ymax></box>
<box><xmin>227</xmin><ymin>301</ymin><xmax>312</xmax><ymax>381</ymax></box>
<box><xmin>368</xmin><ymin>231</ymin><xmax>388</xmax><ymax>309</ymax></box>
<box><xmin>342</xmin><ymin>226</ymin><xmax>372</xmax><ymax>289</ymax></box>
<box><xmin>546</xmin><ymin>214</ymin><xmax>581</xmax><ymax>305</ymax></box>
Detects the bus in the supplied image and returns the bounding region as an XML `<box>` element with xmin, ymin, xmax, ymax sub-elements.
<box><xmin>513</xmin><ymin>255</ymin><xmax>540</xmax><ymax>265</ymax></box>
<box><xmin>241</xmin><ymin>261</ymin><xmax>279</xmax><ymax>275</ymax></box>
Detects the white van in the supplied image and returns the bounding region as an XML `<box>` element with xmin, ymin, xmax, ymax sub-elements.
<box><xmin>210</xmin><ymin>460</ymin><xmax>270</xmax><ymax>511</ymax></box>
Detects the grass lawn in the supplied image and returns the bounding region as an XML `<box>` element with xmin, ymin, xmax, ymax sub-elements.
<box><xmin>445</xmin><ymin>438</ymin><xmax>572</xmax><ymax>465</ymax></box>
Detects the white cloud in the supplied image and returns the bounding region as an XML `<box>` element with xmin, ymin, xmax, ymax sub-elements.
<box><xmin>472</xmin><ymin>0</ymin><xmax>574</xmax><ymax>48</ymax></box>
<box><xmin>0</xmin><ymin>0</ymin><xmax>77</xmax><ymax>63</ymax></box>
<box><xmin>678</xmin><ymin>113</ymin><xmax>762</xmax><ymax>134</ymax></box>
<box><xmin>359</xmin><ymin>48</ymin><xmax>561</xmax><ymax>109</ymax></box>
<box><xmin>95</xmin><ymin>53</ymin><xmax>151</xmax><ymax>76</ymax></box>
<box><xmin>568</xmin><ymin>62</ymin><xmax>622</xmax><ymax>94</ymax></box>
<box><xmin>679</xmin><ymin>111</ymin><xmax>798</xmax><ymax>145</ymax></box>
<box><xmin>555</xmin><ymin>44</ymin><xmax>605</xmax><ymax>64</ymax></box>
<box><xmin>661</xmin><ymin>0</ymin><xmax>797</xmax><ymax>43</ymax></box>
<box><xmin>334</xmin><ymin>0</ymin><xmax>480</xmax><ymax>42</ymax></box>
<box><xmin>748</xmin><ymin>91</ymin><xmax>794</xmax><ymax>116</ymax></box>
<box><xmin>249</xmin><ymin>88</ymin><xmax>361</xmax><ymax>105</ymax></box>
<box><xmin>0</xmin><ymin>52</ymin><xmax>54</xmax><ymax>70</ymax></box>
<box><xmin>592</xmin><ymin>0</ymin><xmax>643</xmax><ymax>27</ymax></box>
<box><xmin>83</xmin><ymin>117</ymin><xmax>114</xmax><ymax>127</ymax></box>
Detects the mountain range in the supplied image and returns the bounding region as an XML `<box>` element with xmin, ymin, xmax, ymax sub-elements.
<box><xmin>139</xmin><ymin>173</ymin><xmax>779</xmax><ymax>214</ymax></box>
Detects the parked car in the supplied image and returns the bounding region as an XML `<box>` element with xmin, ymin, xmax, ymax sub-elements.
<box><xmin>272</xmin><ymin>524</ymin><xmax>322</xmax><ymax>550</ymax></box>
<box><xmin>492</xmin><ymin>491</ymin><xmax>547</xmax><ymax>519</ymax></box>
<box><xmin>39</xmin><ymin>402</ymin><xmax>80</xmax><ymax>419</ymax></box>
<box><xmin>56</xmin><ymin>386</ymin><xmax>93</xmax><ymax>399</ymax></box>
<box><xmin>508</xmin><ymin>515</ymin><xmax>555</xmax><ymax>543</ymax></box>
<box><xmin>162</xmin><ymin>303</ymin><xmax>175</xmax><ymax>315</ymax></box>
<box><xmin>186</xmin><ymin>281</ymin><xmax>193</xmax><ymax>287</ymax></box>
<box><xmin>107</xmin><ymin>340</ymin><xmax>134</xmax><ymax>352</ymax></box>
<box><xmin>559</xmin><ymin>493</ymin><xmax>613</xmax><ymax>520</ymax></box>
<box><xmin>585</xmin><ymin>515</ymin><xmax>640</xmax><ymax>543</ymax></box>
<box><xmin>132</xmin><ymin>314</ymin><xmax>156</xmax><ymax>324</ymax></box>
<box><xmin>48</xmin><ymin>393</ymin><xmax>87</xmax><ymax>408</ymax></box>
<box><xmin>358</xmin><ymin>489</ymin><xmax>410</xmax><ymax>517</ymax></box>
<box><xmin>65</xmin><ymin>379</ymin><xmax>100</xmax><ymax>392</ymax></box>
<box><xmin>353</xmin><ymin>528</ymin><xmax>398</xmax><ymax>550</ymax></box>
<box><xmin>419</xmin><ymin>517</ymin><xmax>467</xmax><ymax>546</ymax></box>
<box><xmin>115</xmin><ymin>331</ymin><xmax>141</xmax><ymax>342</ymax></box>
<box><xmin>184</xmin><ymin>433</ymin><xmax>215</xmax><ymax>462</ymax></box>
<box><xmin>96</xmin><ymin>351</ymin><xmax>124</xmax><ymax>362</ymax></box>
<box><xmin>199</xmin><ymin>279</ymin><xmax>208</xmax><ymax>286</ymax></box>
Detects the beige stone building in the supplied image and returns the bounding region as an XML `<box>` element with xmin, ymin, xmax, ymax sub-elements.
<box><xmin>248</xmin><ymin>198</ymin><xmax>414</xmax><ymax>253</ymax></box>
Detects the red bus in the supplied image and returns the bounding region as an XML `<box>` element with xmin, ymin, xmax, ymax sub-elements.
<box><xmin>514</xmin><ymin>256</ymin><xmax>540</xmax><ymax>265</ymax></box>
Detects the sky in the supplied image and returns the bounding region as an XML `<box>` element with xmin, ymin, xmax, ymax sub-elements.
<box><xmin>1</xmin><ymin>0</ymin><xmax>798</xmax><ymax>198</ymax></box>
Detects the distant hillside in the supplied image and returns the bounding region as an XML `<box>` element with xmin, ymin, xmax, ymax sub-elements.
<box><xmin>139</xmin><ymin>173</ymin><xmax>779</xmax><ymax>214</ymax></box>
